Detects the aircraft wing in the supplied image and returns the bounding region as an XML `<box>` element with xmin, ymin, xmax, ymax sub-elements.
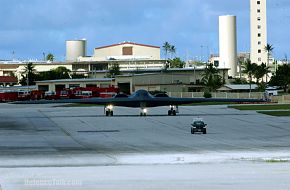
<box><xmin>11</xmin><ymin>89</ymin><xmax>267</xmax><ymax>116</ymax></box>
<box><xmin>11</xmin><ymin>97</ymin><xmax>134</xmax><ymax>105</ymax></box>
<box><xmin>165</xmin><ymin>97</ymin><xmax>266</xmax><ymax>104</ymax></box>
<box><xmin>140</xmin><ymin>97</ymin><xmax>266</xmax><ymax>107</ymax></box>
<box><xmin>12</xmin><ymin>97</ymin><xmax>266</xmax><ymax>107</ymax></box>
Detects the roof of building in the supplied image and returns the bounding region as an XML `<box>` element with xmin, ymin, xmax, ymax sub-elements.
<box><xmin>36</xmin><ymin>78</ymin><xmax>114</xmax><ymax>83</ymax></box>
<box><xmin>0</xmin><ymin>60</ymin><xmax>71</xmax><ymax>65</ymax></box>
<box><xmin>0</xmin><ymin>76</ymin><xmax>18</xmax><ymax>83</ymax></box>
<box><xmin>95</xmin><ymin>42</ymin><xmax>160</xmax><ymax>50</ymax></box>
<box><xmin>218</xmin><ymin>84</ymin><xmax>258</xmax><ymax>91</ymax></box>
<box><xmin>0</xmin><ymin>85</ymin><xmax>37</xmax><ymax>91</ymax></box>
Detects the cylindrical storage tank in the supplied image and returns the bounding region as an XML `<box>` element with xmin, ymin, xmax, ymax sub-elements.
<box><xmin>66</xmin><ymin>39</ymin><xmax>86</xmax><ymax>62</ymax></box>
<box><xmin>219</xmin><ymin>15</ymin><xmax>237</xmax><ymax>77</ymax></box>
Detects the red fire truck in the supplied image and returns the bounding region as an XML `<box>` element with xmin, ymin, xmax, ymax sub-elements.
<box><xmin>0</xmin><ymin>91</ymin><xmax>18</xmax><ymax>102</ymax></box>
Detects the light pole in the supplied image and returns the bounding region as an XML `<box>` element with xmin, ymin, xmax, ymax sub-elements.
<box><xmin>12</xmin><ymin>51</ymin><xmax>15</xmax><ymax>60</ymax></box>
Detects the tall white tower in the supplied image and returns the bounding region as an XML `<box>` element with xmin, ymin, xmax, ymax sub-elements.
<box><xmin>219</xmin><ymin>15</ymin><xmax>237</xmax><ymax>77</ymax></box>
<box><xmin>250</xmin><ymin>0</ymin><xmax>267</xmax><ymax>65</ymax></box>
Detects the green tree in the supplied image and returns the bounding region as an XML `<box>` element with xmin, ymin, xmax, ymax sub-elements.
<box><xmin>20</xmin><ymin>62</ymin><xmax>37</xmax><ymax>86</ymax></box>
<box><xmin>37</xmin><ymin>66</ymin><xmax>71</xmax><ymax>81</ymax></box>
<box><xmin>269</xmin><ymin>64</ymin><xmax>290</xmax><ymax>92</ymax></box>
<box><xmin>162</xmin><ymin>42</ymin><xmax>176</xmax><ymax>68</ymax></box>
<box><xmin>242</xmin><ymin>59</ymin><xmax>257</xmax><ymax>92</ymax></box>
<box><xmin>36</xmin><ymin>71</ymin><xmax>52</xmax><ymax>81</ymax></box>
<box><xmin>168</xmin><ymin>57</ymin><xmax>185</xmax><ymax>68</ymax></box>
<box><xmin>51</xmin><ymin>66</ymin><xmax>71</xmax><ymax>79</ymax></box>
<box><xmin>253</xmin><ymin>62</ymin><xmax>270</xmax><ymax>83</ymax></box>
<box><xmin>169</xmin><ymin>45</ymin><xmax>176</xmax><ymax>59</ymax></box>
<box><xmin>232</xmin><ymin>78</ymin><xmax>248</xmax><ymax>84</ymax></box>
<box><xmin>107</xmin><ymin>64</ymin><xmax>120</xmax><ymax>78</ymax></box>
<box><xmin>201</xmin><ymin>63</ymin><xmax>222</xmax><ymax>92</ymax></box>
<box><xmin>71</xmin><ymin>73</ymin><xmax>86</xmax><ymax>79</ymax></box>
<box><xmin>162</xmin><ymin>42</ymin><xmax>171</xmax><ymax>60</ymax></box>
<box><xmin>264</xmin><ymin>43</ymin><xmax>274</xmax><ymax>82</ymax></box>
<box><xmin>46</xmin><ymin>53</ymin><xmax>55</xmax><ymax>62</ymax></box>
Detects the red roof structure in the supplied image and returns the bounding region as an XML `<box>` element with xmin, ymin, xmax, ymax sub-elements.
<box><xmin>0</xmin><ymin>76</ymin><xmax>18</xmax><ymax>83</ymax></box>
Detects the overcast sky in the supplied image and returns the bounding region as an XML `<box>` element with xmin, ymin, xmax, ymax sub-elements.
<box><xmin>0</xmin><ymin>0</ymin><xmax>289</xmax><ymax>61</ymax></box>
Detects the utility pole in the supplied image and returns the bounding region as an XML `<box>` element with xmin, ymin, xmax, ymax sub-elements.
<box><xmin>12</xmin><ymin>51</ymin><xmax>15</xmax><ymax>60</ymax></box>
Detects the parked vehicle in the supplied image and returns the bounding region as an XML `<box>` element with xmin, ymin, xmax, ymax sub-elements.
<box><xmin>44</xmin><ymin>91</ymin><xmax>59</xmax><ymax>100</ymax></box>
<box><xmin>191</xmin><ymin>118</ymin><xmax>207</xmax><ymax>134</ymax></box>
<box><xmin>0</xmin><ymin>91</ymin><xmax>18</xmax><ymax>102</ymax></box>
<box><xmin>1</xmin><ymin>85</ymin><xmax>120</xmax><ymax>102</ymax></box>
<box><xmin>17</xmin><ymin>90</ymin><xmax>31</xmax><ymax>101</ymax></box>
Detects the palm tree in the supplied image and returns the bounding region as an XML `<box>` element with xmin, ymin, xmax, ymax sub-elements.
<box><xmin>162</xmin><ymin>42</ymin><xmax>171</xmax><ymax>69</ymax></box>
<box><xmin>242</xmin><ymin>59</ymin><xmax>257</xmax><ymax>92</ymax></box>
<box><xmin>162</xmin><ymin>42</ymin><xmax>171</xmax><ymax>59</ymax></box>
<box><xmin>169</xmin><ymin>45</ymin><xmax>176</xmax><ymax>59</ymax></box>
<box><xmin>20</xmin><ymin>62</ymin><xmax>37</xmax><ymax>86</ymax></box>
<box><xmin>201</xmin><ymin>63</ymin><xmax>222</xmax><ymax>92</ymax></box>
<box><xmin>46</xmin><ymin>53</ymin><xmax>55</xmax><ymax>62</ymax></box>
<box><xmin>264</xmin><ymin>43</ymin><xmax>274</xmax><ymax>82</ymax></box>
<box><xmin>162</xmin><ymin>42</ymin><xmax>177</xmax><ymax>68</ymax></box>
<box><xmin>259</xmin><ymin>62</ymin><xmax>270</xmax><ymax>83</ymax></box>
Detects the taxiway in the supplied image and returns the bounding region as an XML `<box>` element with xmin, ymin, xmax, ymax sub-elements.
<box><xmin>0</xmin><ymin>103</ymin><xmax>290</xmax><ymax>189</ymax></box>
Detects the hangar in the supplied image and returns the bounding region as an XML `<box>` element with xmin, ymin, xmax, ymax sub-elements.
<box><xmin>35</xmin><ymin>67</ymin><xmax>229</xmax><ymax>94</ymax></box>
<box><xmin>36</xmin><ymin>78</ymin><xmax>114</xmax><ymax>92</ymax></box>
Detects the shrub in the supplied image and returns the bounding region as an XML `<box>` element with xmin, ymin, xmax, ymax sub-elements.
<box><xmin>203</xmin><ymin>91</ymin><xmax>212</xmax><ymax>98</ymax></box>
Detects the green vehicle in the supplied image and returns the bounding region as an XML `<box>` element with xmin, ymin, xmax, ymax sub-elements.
<box><xmin>191</xmin><ymin>119</ymin><xmax>207</xmax><ymax>134</ymax></box>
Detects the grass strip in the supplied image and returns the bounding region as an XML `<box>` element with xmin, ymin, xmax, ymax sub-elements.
<box><xmin>184</xmin><ymin>102</ymin><xmax>238</xmax><ymax>106</ymax></box>
<box><xmin>265</xmin><ymin>159</ymin><xmax>289</xmax><ymax>163</ymax></box>
<box><xmin>257</xmin><ymin>111</ymin><xmax>290</xmax><ymax>117</ymax></box>
<box><xmin>228</xmin><ymin>104</ymin><xmax>290</xmax><ymax>110</ymax></box>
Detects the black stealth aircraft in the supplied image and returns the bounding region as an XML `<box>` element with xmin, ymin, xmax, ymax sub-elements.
<box><xmin>13</xmin><ymin>89</ymin><xmax>267</xmax><ymax>116</ymax></box>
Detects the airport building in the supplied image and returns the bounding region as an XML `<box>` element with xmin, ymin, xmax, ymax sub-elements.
<box><xmin>1</xmin><ymin>40</ymin><xmax>230</xmax><ymax>93</ymax></box>
<box><xmin>0</xmin><ymin>61</ymin><xmax>72</xmax><ymax>83</ymax></box>
<box><xmin>36</xmin><ymin>78</ymin><xmax>114</xmax><ymax>92</ymax></box>
<box><xmin>35</xmin><ymin>68</ymin><xmax>229</xmax><ymax>94</ymax></box>
<box><xmin>0</xmin><ymin>41</ymin><xmax>165</xmax><ymax>82</ymax></box>
<box><xmin>70</xmin><ymin>41</ymin><xmax>164</xmax><ymax>72</ymax></box>
<box><xmin>80</xmin><ymin>42</ymin><xmax>160</xmax><ymax>61</ymax></box>
<box><xmin>0</xmin><ymin>76</ymin><xmax>18</xmax><ymax>87</ymax></box>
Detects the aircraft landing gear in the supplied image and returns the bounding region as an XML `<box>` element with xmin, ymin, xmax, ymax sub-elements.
<box><xmin>105</xmin><ymin>105</ymin><xmax>114</xmax><ymax>116</ymax></box>
<box><xmin>168</xmin><ymin>105</ymin><xmax>178</xmax><ymax>116</ymax></box>
<box><xmin>140</xmin><ymin>108</ymin><xmax>147</xmax><ymax>116</ymax></box>
<box><xmin>106</xmin><ymin>110</ymin><xmax>113</xmax><ymax>116</ymax></box>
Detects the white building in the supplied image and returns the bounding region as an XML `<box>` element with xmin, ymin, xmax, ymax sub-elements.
<box><xmin>219</xmin><ymin>15</ymin><xmax>238</xmax><ymax>77</ymax></box>
<box><xmin>250</xmin><ymin>0</ymin><xmax>267</xmax><ymax>65</ymax></box>
<box><xmin>74</xmin><ymin>41</ymin><xmax>164</xmax><ymax>71</ymax></box>
<box><xmin>79</xmin><ymin>42</ymin><xmax>160</xmax><ymax>62</ymax></box>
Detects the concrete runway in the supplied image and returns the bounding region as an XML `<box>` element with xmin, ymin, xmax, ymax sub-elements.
<box><xmin>0</xmin><ymin>103</ymin><xmax>290</xmax><ymax>189</ymax></box>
